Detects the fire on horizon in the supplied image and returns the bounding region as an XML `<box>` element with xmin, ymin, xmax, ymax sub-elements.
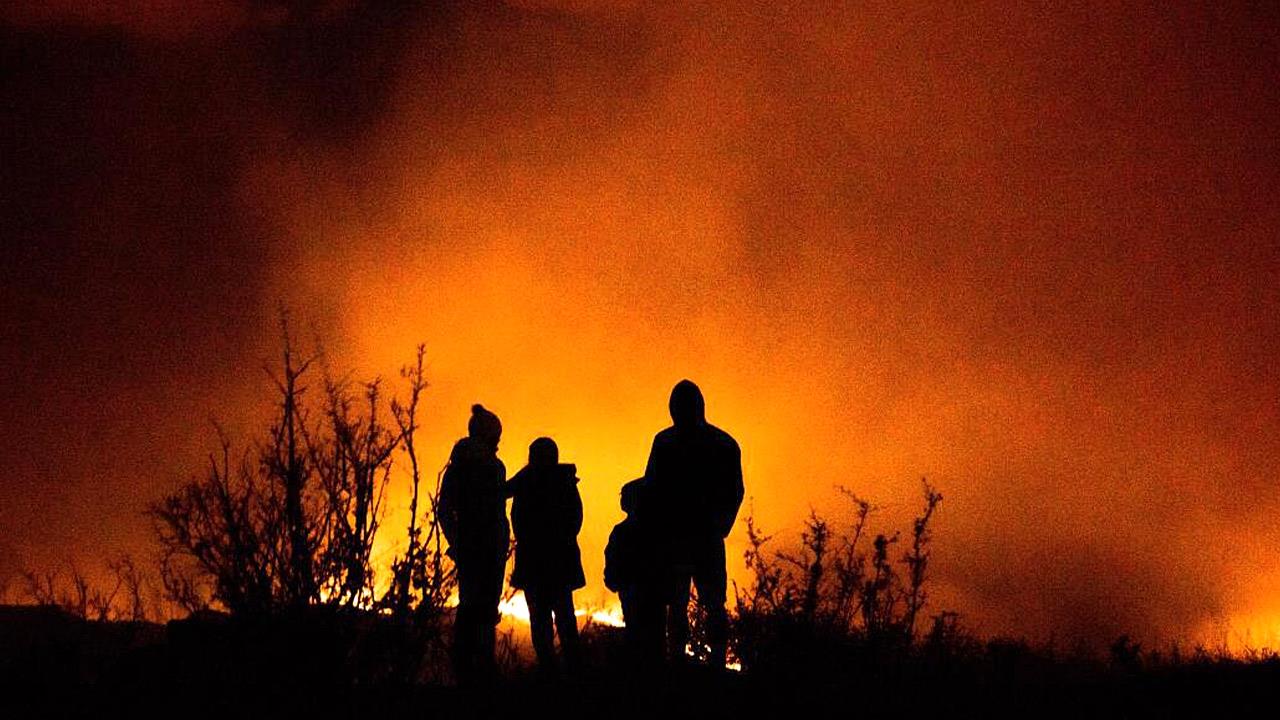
<box><xmin>1</xmin><ymin>1</ymin><xmax>1278</xmax><ymax>648</ymax></box>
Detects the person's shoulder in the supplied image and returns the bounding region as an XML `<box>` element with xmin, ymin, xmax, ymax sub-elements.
<box><xmin>706</xmin><ymin>423</ymin><xmax>739</xmax><ymax>449</ymax></box>
<box><xmin>653</xmin><ymin>426</ymin><xmax>678</xmax><ymax>444</ymax></box>
<box><xmin>557</xmin><ymin>463</ymin><xmax>579</xmax><ymax>484</ymax></box>
<box><xmin>606</xmin><ymin>519</ymin><xmax>627</xmax><ymax>545</ymax></box>
<box><xmin>507</xmin><ymin>466</ymin><xmax>531</xmax><ymax>491</ymax></box>
<box><xmin>449</xmin><ymin>437</ymin><xmax>471</xmax><ymax>458</ymax></box>
<box><xmin>611</xmin><ymin>517</ymin><xmax>636</xmax><ymax>537</ymax></box>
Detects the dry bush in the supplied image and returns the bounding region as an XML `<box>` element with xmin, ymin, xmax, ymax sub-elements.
<box><xmin>19</xmin><ymin>555</ymin><xmax>155</xmax><ymax>622</ymax></box>
<box><xmin>150</xmin><ymin>428</ymin><xmax>281</xmax><ymax>615</ymax></box>
<box><xmin>733</xmin><ymin>479</ymin><xmax>945</xmax><ymax>671</ymax></box>
<box><xmin>313</xmin><ymin>373</ymin><xmax>396</xmax><ymax>608</ymax></box>
<box><xmin>382</xmin><ymin>345</ymin><xmax>455</xmax><ymax>625</ymax></box>
<box><xmin>376</xmin><ymin>345</ymin><xmax>459</xmax><ymax>682</ymax></box>
<box><xmin>148</xmin><ymin>321</ymin><xmax>448</xmax><ymax>624</ymax></box>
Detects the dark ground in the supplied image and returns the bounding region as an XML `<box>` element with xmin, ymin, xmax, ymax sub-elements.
<box><xmin>1</xmin><ymin>605</ymin><xmax>1277</xmax><ymax>719</ymax></box>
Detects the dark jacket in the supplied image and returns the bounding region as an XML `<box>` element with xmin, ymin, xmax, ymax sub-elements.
<box><xmin>604</xmin><ymin>516</ymin><xmax>660</xmax><ymax>597</ymax></box>
<box><xmin>438</xmin><ymin>437</ymin><xmax>509</xmax><ymax>565</ymax></box>
<box><xmin>643</xmin><ymin>421</ymin><xmax>744</xmax><ymax>549</ymax></box>
<box><xmin>506</xmin><ymin>463</ymin><xmax>585</xmax><ymax>592</ymax></box>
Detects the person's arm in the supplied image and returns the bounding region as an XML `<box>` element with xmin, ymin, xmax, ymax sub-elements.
<box><xmin>510</xmin><ymin>497</ymin><xmax>525</xmax><ymax>544</ymax></box>
<box><xmin>503</xmin><ymin>467</ymin><xmax>524</xmax><ymax>500</ymax></box>
<box><xmin>568</xmin><ymin>481</ymin><xmax>584</xmax><ymax>537</ymax></box>
<box><xmin>718</xmin><ymin>439</ymin><xmax>745</xmax><ymax>538</ymax></box>
<box><xmin>645</xmin><ymin>430</ymin><xmax>665</xmax><ymax>486</ymax></box>
<box><xmin>603</xmin><ymin>526</ymin><xmax>623</xmax><ymax>593</ymax></box>
<box><xmin>438</xmin><ymin>462</ymin><xmax>460</xmax><ymax>549</ymax></box>
<box><xmin>643</xmin><ymin>433</ymin><xmax>662</xmax><ymax>485</ymax></box>
<box><xmin>495</xmin><ymin>459</ymin><xmax>510</xmax><ymax>545</ymax></box>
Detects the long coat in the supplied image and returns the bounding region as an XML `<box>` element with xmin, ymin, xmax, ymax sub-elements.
<box><xmin>506</xmin><ymin>463</ymin><xmax>586</xmax><ymax>592</ymax></box>
<box><xmin>438</xmin><ymin>437</ymin><xmax>510</xmax><ymax>567</ymax></box>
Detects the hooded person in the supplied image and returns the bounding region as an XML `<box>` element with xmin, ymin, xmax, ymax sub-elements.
<box><xmin>505</xmin><ymin>437</ymin><xmax>585</xmax><ymax>674</ymax></box>
<box><xmin>642</xmin><ymin>380</ymin><xmax>744</xmax><ymax>669</ymax></box>
<box><xmin>604</xmin><ymin>478</ymin><xmax>666</xmax><ymax>670</ymax></box>
<box><xmin>438</xmin><ymin>403</ymin><xmax>509</xmax><ymax>684</ymax></box>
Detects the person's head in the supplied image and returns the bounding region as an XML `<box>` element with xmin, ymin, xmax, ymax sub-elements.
<box><xmin>620</xmin><ymin>479</ymin><xmax>645</xmax><ymax>515</ymax></box>
<box><xmin>528</xmin><ymin>436</ymin><xmax>558</xmax><ymax>467</ymax></box>
<box><xmin>467</xmin><ymin>404</ymin><xmax>502</xmax><ymax>448</ymax></box>
<box><xmin>668</xmin><ymin>379</ymin><xmax>706</xmax><ymax>428</ymax></box>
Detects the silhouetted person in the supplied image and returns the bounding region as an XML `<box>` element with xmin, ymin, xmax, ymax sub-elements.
<box><xmin>439</xmin><ymin>404</ymin><xmax>509</xmax><ymax>685</ymax></box>
<box><xmin>604</xmin><ymin>478</ymin><xmax>665</xmax><ymax>671</ymax></box>
<box><xmin>644</xmin><ymin>380</ymin><xmax>744</xmax><ymax>669</ymax></box>
<box><xmin>506</xmin><ymin>437</ymin><xmax>584</xmax><ymax>676</ymax></box>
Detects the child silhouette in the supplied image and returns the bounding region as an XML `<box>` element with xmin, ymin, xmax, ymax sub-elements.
<box><xmin>506</xmin><ymin>437</ymin><xmax>584</xmax><ymax>674</ymax></box>
<box><xmin>605</xmin><ymin>478</ymin><xmax>665</xmax><ymax>670</ymax></box>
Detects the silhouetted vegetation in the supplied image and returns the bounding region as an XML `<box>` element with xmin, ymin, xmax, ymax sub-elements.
<box><xmin>18</xmin><ymin>556</ymin><xmax>154</xmax><ymax>622</ymax></box>
<box><xmin>7</xmin><ymin>332</ymin><xmax>1280</xmax><ymax>718</ymax></box>
<box><xmin>730</xmin><ymin>480</ymin><xmax>946</xmax><ymax>675</ymax></box>
<box><xmin>133</xmin><ymin>323</ymin><xmax>457</xmax><ymax>685</ymax></box>
<box><xmin>147</xmin><ymin>323</ymin><xmax>449</xmax><ymax>621</ymax></box>
<box><xmin>384</xmin><ymin>345</ymin><xmax>455</xmax><ymax>623</ymax></box>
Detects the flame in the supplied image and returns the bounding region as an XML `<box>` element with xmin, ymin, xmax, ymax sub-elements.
<box><xmin>497</xmin><ymin>594</ymin><xmax>531</xmax><ymax>624</ymax></box>
<box><xmin>496</xmin><ymin>593</ymin><xmax>627</xmax><ymax>629</ymax></box>
<box><xmin>579</xmin><ymin>605</ymin><xmax>627</xmax><ymax>628</ymax></box>
<box><xmin>1213</xmin><ymin>613</ymin><xmax>1280</xmax><ymax>655</ymax></box>
<box><xmin>499</xmin><ymin>593</ymin><xmax>739</xmax><ymax>670</ymax></box>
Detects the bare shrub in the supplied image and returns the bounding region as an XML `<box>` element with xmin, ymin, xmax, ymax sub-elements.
<box><xmin>382</xmin><ymin>345</ymin><xmax>456</xmax><ymax>623</ymax></box>
<box><xmin>149</xmin><ymin>320</ymin><xmax>436</xmax><ymax>621</ymax></box>
<box><xmin>19</xmin><ymin>555</ymin><xmax>155</xmax><ymax>621</ymax></box>
<box><xmin>313</xmin><ymin>373</ymin><xmax>397</xmax><ymax>608</ymax></box>
<box><xmin>157</xmin><ymin>551</ymin><xmax>212</xmax><ymax>616</ymax></box>
<box><xmin>109</xmin><ymin>556</ymin><xmax>149</xmax><ymax>622</ymax></box>
<box><xmin>902</xmin><ymin>481</ymin><xmax>943</xmax><ymax>637</ymax></box>
<box><xmin>733</xmin><ymin>478</ymin><xmax>945</xmax><ymax>670</ymax></box>
<box><xmin>149</xmin><ymin>427</ymin><xmax>280</xmax><ymax>615</ymax></box>
<box><xmin>262</xmin><ymin>323</ymin><xmax>321</xmax><ymax>609</ymax></box>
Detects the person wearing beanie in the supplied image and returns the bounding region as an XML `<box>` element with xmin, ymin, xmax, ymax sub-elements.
<box><xmin>467</xmin><ymin>403</ymin><xmax>502</xmax><ymax>447</ymax></box>
<box><xmin>438</xmin><ymin>403</ymin><xmax>510</xmax><ymax>685</ymax></box>
<box><xmin>505</xmin><ymin>437</ymin><xmax>585</xmax><ymax>676</ymax></box>
<box><xmin>643</xmin><ymin>380</ymin><xmax>744</xmax><ymax>669</ymax></box>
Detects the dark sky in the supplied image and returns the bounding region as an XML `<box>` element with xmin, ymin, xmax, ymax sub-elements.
<box><xmin>2</xmin><ymin>1</ymin><xmax>1279</xmax><ymax>644</ymax></box>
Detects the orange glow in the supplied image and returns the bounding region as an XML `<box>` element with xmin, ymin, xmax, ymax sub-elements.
<box><xmin>243</xmin><ymin>1</ymin><xmax>1280</xmax><ymax>646</ymax></box>
<box><xmin>4</xmin><ymin>1</ymin><xmax>1278</xmax><ymax>651</ymax></box>
<box><xmin>496</xmin><ymin>594</ymin><xmax>626</xmax><ymax>629</ymax></box>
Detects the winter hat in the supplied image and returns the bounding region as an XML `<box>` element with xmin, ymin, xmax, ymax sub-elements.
<box><xmin>467</xmin><ymin>403</ymin><xmax>502</xmax><ymax>444</ymax></box>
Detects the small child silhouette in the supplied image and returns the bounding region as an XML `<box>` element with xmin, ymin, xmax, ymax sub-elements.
<box><xmin>605</xmin><ymin>478</ymin><xmax>665</xmax><ymax>670</ymax></box>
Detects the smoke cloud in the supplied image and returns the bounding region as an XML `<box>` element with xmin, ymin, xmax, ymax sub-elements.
<box><xmin>3</xmin><ymin>1</ymin><xmax>1278</xmax><ymax>645</ymax></box>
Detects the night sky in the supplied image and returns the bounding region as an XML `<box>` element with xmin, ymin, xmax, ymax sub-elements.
<box><xmin>2</xmin><ymin>1</ymin><xmax>1279</xmax><ymax>645</ymax></box>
